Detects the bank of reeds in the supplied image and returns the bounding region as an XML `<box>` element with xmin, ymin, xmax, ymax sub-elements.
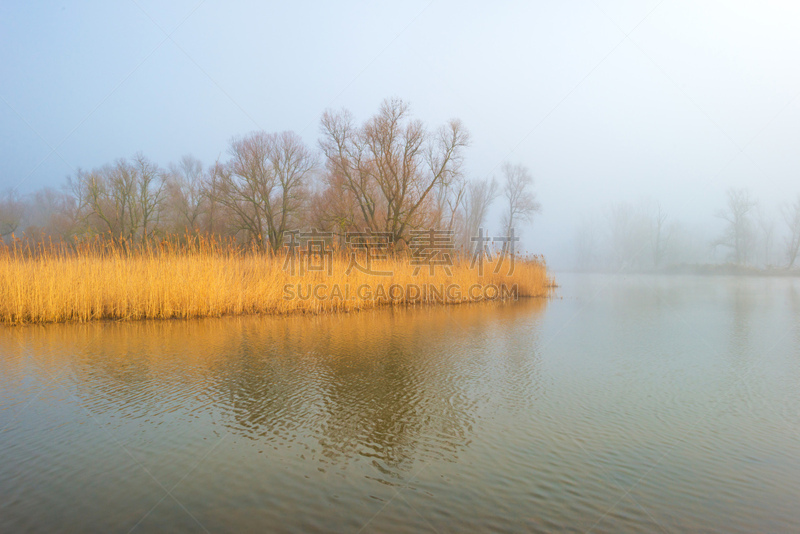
<box><xmin>0</xmin><ymin>235</ymin><xmax>553</xmax><ymax>325</ymax></box>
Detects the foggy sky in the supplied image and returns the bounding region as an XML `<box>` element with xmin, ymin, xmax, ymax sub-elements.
<box><xmin>2</xmin><ymin>0</ymin><xmax>799</xmax><ymax>267</ymax></box>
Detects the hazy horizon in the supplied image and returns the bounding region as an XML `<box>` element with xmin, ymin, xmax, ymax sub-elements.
<box><xmin>3</xmin><ymin>1</ymin><xmax>800</xmax><ymax>268</ymax></box>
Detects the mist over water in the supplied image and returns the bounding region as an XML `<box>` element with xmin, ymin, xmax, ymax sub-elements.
<box><xmin>2</xmin><ymin>276</ymin><xmax>800</xmax><ymax>532</ymax></box>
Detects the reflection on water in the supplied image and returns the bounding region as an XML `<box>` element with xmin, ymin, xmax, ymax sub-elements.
<box><xmin>2</xmin><ymin>277</ymin><xmax>800</xmax><ymax>532</ymax></box>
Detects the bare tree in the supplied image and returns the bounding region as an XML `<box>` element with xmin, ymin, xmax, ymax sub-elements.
<box><xmin>320</xmin><ymin>97</ymin><xmax>469</xmax><ymax>246</ymax></box>
<box><xmin>201</xmin><ymin>160</ymin><xmax>234</xmax><ymax>237</ymax></box>
<box><xmin>73</xmin><ymin>161</ymin><xmax>135</xmax><ymax>237</ymax></box>
<box><xmin>70</xmin><ymin>155</ymin><xmax>166</xmax><ymax>240</ymax></box>
<box><xmin>574</xmin><ymin>214</ymin><xmax>600</xmax><ymax>271</ymax></box>
<box><xmin>756</xmin><ymin>204</ymin><xmax>775</xmax><ymax>267</ymax></box>
<box><xmin>650</xmin><ymin>203</ymin><xmax>671</xmax><ymax>269</ymax></box>
<box><xmin>20</xmin><ymin>187</ymin><xmax>79</xmax><ymax>241</ymax></box>
<box><xmin>432</xmin><ymin>174</ymin><xmax>467</xmax><ymax>234</ymax></box>
<box><xmin>605</xmin><ymin>202</ymin><xmax>649</xmax><ymax>271</ymax></box>
<box><xmin>714</xmin><ymin>188</ymin><xmax>756</xmax><ymax>265</ymax></box>
<box><xmin>0</xmin><ymin>189</ymin><xmax>24</xmax><ymax>239</ymax></box>
<box><xmin>306</xmin><ymin>168</ymin><xmax>362</xmax><ymax>248</ymax></box>
<box><xmin>211</xmin><ymin>131</ymin><xmax>315</xmax><ymax>251</ymax></box>
<box><xmin>460</xmin><ymin>177</ymin><xmax>498</xmax><ymax>253</ymax></box>
<box><xmin>500</xmin><ymin>162</ymin><xmax>540</xmax><ymax>251</ymax></box>
<box><xmin>133</xmin><ymin>153</ymin><xmax>166</xmax><ymax>242</ymax></box>
<box><xmin>783</xmin><ymin>194</ymin><xmax>800</xmax><ymax>268</ymax></box>
<box><xmin>167</xmin><ymin>154</ymin><xmax>207</xmax><ymax>233</ymax></box>
<box><xmin>574</xmin><ymin>202</ymin><xmax>709</xmax><ymax>273</ymax></box>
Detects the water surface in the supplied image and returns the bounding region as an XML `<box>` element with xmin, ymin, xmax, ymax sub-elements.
<box><xmin>1</xmin><ymin>274</ymin><xmax>799</xmax><ymax>532</ymax></box>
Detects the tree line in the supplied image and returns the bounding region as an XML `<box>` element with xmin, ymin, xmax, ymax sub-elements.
<box><xmin>573</xmin><ymin>188</ymin><xmax>800</xmax><ymax>271</ymax></box>
<box><xmin>0</xmin><ymin>98</ymin><xmax>540</xmax><ymax>253</ymax></box>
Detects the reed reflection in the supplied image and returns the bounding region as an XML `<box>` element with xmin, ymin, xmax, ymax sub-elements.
<box><xmin>1</xmin><ymin>300</ymin><xmax>548</xmax><ymax>470</ymax></box>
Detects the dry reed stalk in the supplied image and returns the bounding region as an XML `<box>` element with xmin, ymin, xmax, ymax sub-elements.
<box><xmin>0</xmin><ymin>235</ymin><xmax>553</xmax><ymax>325</ymax></box>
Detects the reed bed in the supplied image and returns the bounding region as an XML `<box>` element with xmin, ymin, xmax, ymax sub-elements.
<box><xmin>0</xmin><ymin>236</ymin><xmax>553</xmax><ymax>325</ymax></box>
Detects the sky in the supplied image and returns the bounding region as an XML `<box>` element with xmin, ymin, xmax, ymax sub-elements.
<box><xmin>2</xmin><ymin>0</ymin><xmax>800</xmax><ymax>266</ymax></box>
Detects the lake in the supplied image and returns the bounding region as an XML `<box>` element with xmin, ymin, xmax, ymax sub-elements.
<box><xmin>1</xmin><ymin>274</ymin><xmax>799</xmax><ymax>532</ymax></box>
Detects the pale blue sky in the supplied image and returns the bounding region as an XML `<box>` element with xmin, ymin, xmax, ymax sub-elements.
<box><xmin>2</xmin><ymin>1</ymin><xmax>800</xmax><ymax>263</ymax></box>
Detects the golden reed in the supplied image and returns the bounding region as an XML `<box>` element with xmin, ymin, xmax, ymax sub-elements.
<box><xmin>0</xmin><ymin>235</ymin><xmax>553</xmax><ymax>324</ymax></box>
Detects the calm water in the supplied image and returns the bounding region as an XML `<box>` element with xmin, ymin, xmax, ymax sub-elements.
<box><xmin>1</xmin><ymin>274</ymin><xmax>800</xmax><ymax>533</ymax></box>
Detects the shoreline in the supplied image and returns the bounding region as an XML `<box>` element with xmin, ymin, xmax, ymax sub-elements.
<box><xmin>562</xmin><ymin>265</ymin><xmax>800</xmax><ymax>277</ymax></box>
<box><xmin>0</xmin><ymin>293</ymin><xmax>554</xmax><ymax>328</ymax></box>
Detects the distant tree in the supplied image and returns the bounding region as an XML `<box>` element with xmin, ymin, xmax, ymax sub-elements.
<box><xmin>70</xmin><ymin>155</ymin><xmax>166</xmax><ymax>240</ymax></box>
<box><xmin>166</xmin><ymin>154</ymin><xmax>207</xmax><ymax>233</ymax></box>
<box><xmin>133</xmin><ymin>153</ymin><xmax>166</xmax><ymax>242</ymax></box>
<box><xmin>201</xmin><ymin>161</ymin><xmax>235</xmax><ymax>237</ymax></box>
<box><xmin>574</xmin><ymin>214</ymin><xmax>601</xmax><ymax>272</ymax></box>
<box><xmin>574</xmin><ymin>201</ymin><xmax>708</xmax><ymax>273</ymax></box>
<box><xmin>650</xmin><ymin>203</ymin><xmax>671</xmax><ymax>269</ymax></box>
<box><xmin>755</xmin><ymin>204</ymin><xmax>775</xmax><ymax>267</ymax></box>
<box><xmin>432</xmin><ymin>173</ymin><xmax>467</xmax><ymax>234</ymax></box>
<box><xmin>0</xmin><ymin>189</ymin><xmax>24</xmax><ymax>239</ymax></box>
<box><xmin>605</xmin><ymin>202</ymin><xmax>649</xmax><ymax>271</ymax></box>
<box><xmin>72</xmin><ymin>161</ymin><xmax>136</xmax><ymax>237</ymax></box>
<box><xmin>783</xmin><ymin>194</ymin><xmax>800</xmax><ymax>268</ymax></box>
<box><xmin>499</xmin><ymin>162</ymin><xmax>541</xmax><ymax>252</ymax></box>
<box><xmin>211</xmin><ymin>131</ymin><xmax>316</xmax><ymax>251</ymax></box>
<box><xmin>714</xmin><ymin>188</ymin><xmax>756</xmax><ymax>265</ymax></box>
<box><xmin>460</xmin><ymin>177</ymin><xmax>499</xmax><ymax>253</ymax></box>
<box><xmin>319</xmin><ymin>97</ymin><xmax>469</xmax><ymax>246</ymax></box>
<box><xmin>22</xmin><ymin>186</ymin><xmax>79</xmax><ymax>241</ymax></box>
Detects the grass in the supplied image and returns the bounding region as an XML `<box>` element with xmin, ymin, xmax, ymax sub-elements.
<box><xmin>0</xmin><ymin>235</ymin><xmax>553</xmax><ymax>325</ymax></box>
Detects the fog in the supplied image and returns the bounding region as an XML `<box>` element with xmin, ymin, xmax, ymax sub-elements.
<box><xmin>2</xmin><ymin>1</ymin><xmax>800</xmax><ymax>270</ymax></box>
